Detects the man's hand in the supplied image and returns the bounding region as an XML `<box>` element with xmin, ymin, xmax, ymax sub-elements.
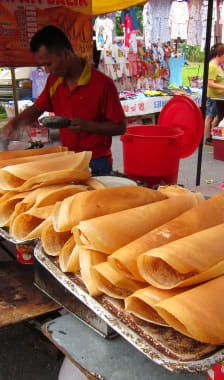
<box><xmin>69</xmin><ymin>117</ymin><xmax>88</xmax><ymax>133</ymax></box>
<box><xmin>1</xmin><ymin>119</ymin><xmax>18</xmax><ymax>140</ymax></box>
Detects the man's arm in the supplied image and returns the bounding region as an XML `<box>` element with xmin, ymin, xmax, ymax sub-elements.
<box><xmin>1</xmin><ymin>104</ymin><xmax>44</xmax><ymax>139</ymax></box>
<box><xmin>69</xmin><ymin>118</ymin><xmax>127</xmax><ymax>136</ymax></box>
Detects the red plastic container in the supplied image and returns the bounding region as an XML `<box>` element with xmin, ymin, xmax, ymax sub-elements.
<box><xmin>213</xmin><ymin>137</ymin><xmax>224</xmax><ymax>161</ymax></box>
<box><xmin>120</xmin><ymin>125</ymin><xmax>184</xmax><ymax>188</ymax></box>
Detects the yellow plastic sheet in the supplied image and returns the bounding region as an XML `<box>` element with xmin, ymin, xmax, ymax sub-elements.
<box><xmin>91</xmin><ymin>0</ymin><xmax>147</xmax><ymax>15</ymax></box>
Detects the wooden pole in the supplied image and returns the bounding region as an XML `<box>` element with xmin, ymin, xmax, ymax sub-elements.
<box><xmin>10</xmin><ymin>67</ymin><xmax>19</xmax><ymax>117</ymax></box>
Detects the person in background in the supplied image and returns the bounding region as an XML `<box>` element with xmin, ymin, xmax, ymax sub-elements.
<box><xmin>1</xmin><ymin>25</ymin><xmax>126</xmax><ymax>175</ymax></box>
<box><xmin>205</xmin><ymin>43</ymin><xmax>224</xmax><ymax>146</ymax></box>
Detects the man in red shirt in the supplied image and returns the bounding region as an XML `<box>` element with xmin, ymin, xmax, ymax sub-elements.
<box><xmin>2</xmin><ymin>25</ymin><xmax>126</xmax><ymax>175</ymax></box>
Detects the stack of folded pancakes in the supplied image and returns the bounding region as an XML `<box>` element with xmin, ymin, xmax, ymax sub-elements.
<box><xmin>0</xmin><ymin>148</ymin><xmax>224</xmax><ymax>347</ymax></box>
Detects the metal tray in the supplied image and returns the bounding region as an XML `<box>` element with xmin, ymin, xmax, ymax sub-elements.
<box><xmin>0</xmin><ymin>227</ymin><xmax>36</xmax><ymax>245</ymax></box>
<box><xmin>34</xmin><ymin>241</ymin><xmax>224</xmax><ymax>374</ymax></box>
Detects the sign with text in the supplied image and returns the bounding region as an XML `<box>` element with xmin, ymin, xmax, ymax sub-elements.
<box><xmin>0</xmin><ymin>0</ymin><xmax>93</xmax><ymax>66</ymax></box>
<box><xmin>121</xmin><ymin>95</ymin><xmax>202</xmax><ymax>117</ymax></box>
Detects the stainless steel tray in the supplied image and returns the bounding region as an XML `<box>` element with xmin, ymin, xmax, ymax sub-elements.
<box><xmin>0</xmin><ymin>227</ymin><xmax>36</xmax><ymax>244</ymax></box>
<box><xmin>34</xmin><ymin>241</ymin><xmax>224</xmax><ymax>374</ymax></box>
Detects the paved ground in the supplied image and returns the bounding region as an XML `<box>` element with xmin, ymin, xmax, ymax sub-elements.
<box><xmin>0</xmin><ymin>128</ymin><xmax>223</xmax><ymax>380</ymax></box>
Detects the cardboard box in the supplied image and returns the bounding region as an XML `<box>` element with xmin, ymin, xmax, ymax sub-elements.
<box><xmin>213</xmin><ymin>136</ymin><xmax>224</xmax><ymax>161</ymax></box>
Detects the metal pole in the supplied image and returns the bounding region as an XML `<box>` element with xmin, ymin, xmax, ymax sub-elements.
<box><xmin>196</xmin><ymin>0</ymin><xmax>213</xmax><ymax>185</ymax></box>
<box><xmin>10</xmin><ymin>67</ymin><xmax>19</xmax><ymax>117</ymax></box>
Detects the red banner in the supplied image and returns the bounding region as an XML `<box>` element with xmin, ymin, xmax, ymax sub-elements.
<box><xmin>0</xmin><ymin>0</ymin><xmax>93</xmax><ymax>66</ymax></box>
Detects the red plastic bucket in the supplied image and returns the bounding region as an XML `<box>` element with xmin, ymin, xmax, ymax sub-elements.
<box><xmin>120</xmin><ymin>125</ymin><xmax>184</xmax><ymax>188</ymax></box>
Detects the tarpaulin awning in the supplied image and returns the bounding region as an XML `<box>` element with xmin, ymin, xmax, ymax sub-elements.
<box><xmin>91</xmin><ymin>0</ymin><xmax>146</xmax><ymax>15</ymax></box>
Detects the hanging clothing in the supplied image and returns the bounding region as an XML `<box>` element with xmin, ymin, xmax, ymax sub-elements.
<box><xmin>93</xmin><ymin>16</ymin><xmax>115</xmax><ymax>50</ymax></box>
<box><xmin>124</xmin><ymin>13</ymin><xmax>132</xmax><ymax>47</ymax></box>
<box><xmin>200</xmin><ymin>0</ymin><xmax>217</xmax><ymax>51</ymax></box>
<box><xmin>168</xmin><ymin>56</ymin><xmax>185</xmax><ymax>86</ymax></box>
<box><xmin>113</xmin><ymin>43</ymin><xmax>130</xmax><ymax>78</ymax></box>
<box><xmin>187</xmin><ymin>0</ymin><xmax>202</xmax><ymax>46</ymax></box>
<box><xmin>220</xmin><ymin>3</ymin><xmax>224</xmax><ymax>43</ymax></box>
<box><xmin>150</xmin><ymin>0</ymin><xmax>171</xmax><ymax>43</ymax></box>
<box><xmin>142</xmin><ymin>1</ymin><xmax>153</xmax><ymax>49</ymax></box>
<box><xmin>106</xmin><ymin>12</ymin><xmax>117</xmax><ymax>41</ymax></box>
<box><xmin>168</xmin><ymin>0</ymin><xmax>189</xmax><ymax>40</ymax></box>
<box><xmin>120</xmin><ymin>7</ymin><xmax>140</xmax><ymax>33</ymax></box>
<box><xmin>29</xmin><ymin>68</ymin><xmax>49</xmax><ymax>99</ymax></box>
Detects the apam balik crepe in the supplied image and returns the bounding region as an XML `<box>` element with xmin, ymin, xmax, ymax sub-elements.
<box><xmin>125</xmin><ymin>286</ymin><xmax>185</xmax><ymax>326</ymax></box>
<box><xmin>92</xmin><ymin>261</ymin><xmax>144</xmax><ymax>299</ymax></box>
<box><xmin>41</xmin><ymin>219</ymin><xmax>72</xmax><ymax>256</ymax></box>
<box><xmin>0</xmin><ymin>151</ymin><xmax>72</xmax><ymax>169</ymax></box>
<box><xmin>9</xmin><ymin>183</ymin><xmax>87</xmax><ymax>229</ymax></box>
<box><xmin>58</xmin><ymin>236</ymin><xmax>80</xmax><ymax>273</ymax></box>
<box><xmin>157</xmin><ymin>185</ymin><xmax>194</xmax><ymax>198</ymax></box>
<box><xmin>79</xmin><ymin>247</ymin><xmax>107</xmax><ymax>296</ymax></box>
<box><xmin>0</xmin><ymin>145</ymin><xmax>67</xmax><ymax>161</ymax></box>
<box><xmin>52</xmin><ymin>186</ymin><xmax>167</xmax><ymax>232</ymax></box>
<box><xmin>155</xmin><ymin>276</ymin><xmax>224</xmax><ymax>344</ymax></box>
<box><xmin>109</xmin><ymin>192</ymin><xmax>224</xmax><ymax>282</ymax></box>
<box><xmin>73</xmin><ymin>193</ymin><xmax>204</xmax><ymax>254</ymax></box>
<box><xmin>0</xmin><ymin>190</ymin><xmax>31</xmax><ymax>227</ymax></box>
<box><xmin>138</xmin><ymin>223</ymin><xmax>224</xmax><ymax>289</ymax></box>
<box><xmin>84</xmin><ymin>177</ymin><xmax>106</xmax><ymax>190</ymax></box>
<box><xmin>0</xmin><ymin>151</ymin><xmax>91</xmax><ymax>191</ymax></box>
<box><xmin>10</xmin><ymin>205</ymin><xmax>54</xmax><ymax>241</ymax></box>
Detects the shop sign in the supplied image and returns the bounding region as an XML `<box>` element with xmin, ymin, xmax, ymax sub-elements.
<box><xmin>0</xmin><ymin>0</ymin><xmax>93</xmax><ymax>66</ymax></box>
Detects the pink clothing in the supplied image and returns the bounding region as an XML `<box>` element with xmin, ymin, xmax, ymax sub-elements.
<box><xmin>128</xmin><ymin>53</ymin><xmax>137</xmax><ymax>76</ymax></box>
<box><xmin>125</xmin><ymin>14</ymin><xmax>132</xmax><ymax>47</ymax></box>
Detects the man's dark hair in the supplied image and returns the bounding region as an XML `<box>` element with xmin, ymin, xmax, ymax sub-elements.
<box><xmin>30</xmin><ymin>25</ymin><xmax>74</xmax><ymax>54</ymax></box>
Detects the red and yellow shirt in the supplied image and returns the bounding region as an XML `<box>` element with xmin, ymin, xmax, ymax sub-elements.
<box><xmin>35</xmin><ymin>61</ymin><xmax>125</xmax><ymax>159</ymax></box>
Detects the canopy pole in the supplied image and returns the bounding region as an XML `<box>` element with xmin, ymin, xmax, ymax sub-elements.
<box><xmin>10</xmin><ymin>67</ymin><xmax>19</xmax><ymax>117</ymax></box>
<box><xmin>196</xmin><ymin>0</ymin><xmax>213</xmax><ymax>185</ymax></box>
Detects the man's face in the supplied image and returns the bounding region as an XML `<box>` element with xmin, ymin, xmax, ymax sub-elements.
<box><xmin>34</xmin><ymin>45</ymin><xmax>68</xmax><ymax>76</ymax></box>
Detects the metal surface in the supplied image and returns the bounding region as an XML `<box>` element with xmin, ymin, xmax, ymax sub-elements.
<box><xmin>0</xmin><ymin>227</ymin><xmax>36</xmax><ymax>244</ymax></box>
<box><xmin>42</xmin><ymin>313</ymin><xmax>208</xmax><ymax>380</ymax></box>
<box><xmin>40</xmin><ymin>116</ymin><xmax>71</xmax><ymax>129</ymax></box>
<box><xmin>34</xmin><ymin>241</ymin><xmax>224</xmax><ymax>374</ymax></box>
<box><xmin>34</xmin><ymin>254</ymin><xmax>117</xmax><ymax>339</ymax></box>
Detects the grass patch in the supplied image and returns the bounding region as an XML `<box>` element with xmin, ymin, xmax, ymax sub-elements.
<box><xmin>182</xmin><ymin>62</ymin><xmax>204</xmax><ymax>86</ymax></box>
<box><xmin>0</xmin><ymin>105</ymin><xmax>7</xmax><ymax>120</ymax></box>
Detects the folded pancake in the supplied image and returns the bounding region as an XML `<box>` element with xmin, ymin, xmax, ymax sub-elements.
<box><xmin>10</xmin><ymin>205</ymin><xmax>54</xmax><ymax>241</ymax></box>
<box><xmin>138</xmin><ymin>223</ymin><xmax>224</xmax><ymax>288</ymax></box>
<box><xmin>0</xmin><ymin>151</ymin><xmax>72</xmax><ymax>169</ymax></box>
<box><xmin>0</xmin><ymin>190</ymin><xmax>31</xmax><ymax>227</ymax></box>
<box><xmin>59</xmin><ymin>237</ymin><xmax>80</xmax><ymax>273</ymax></box>
<box><xmin>73</xmin><ymin>193</ymin><xmax>204</xmax><ymax>254</ymax></box>
<box><xmin>83</xmin><ymin>177</ymin><xmax>106</xmax><ymax>190</ymax></box>
<box><xmin>41</xmin><ymin>219</ymin><xmax>72</xmax><ymax>256</ymax></box>
<box><xmin>125</xmin><ymin>286</ymin><xmax>185</xmax><ymax>326</ymax></box>
<box><xmin>52</xmin><ymin>186</ymin><xmax>167</xmax><ymax>232</ymax></box>
<box><xmin>155</xmin><ymin>276</ymin><xmax>224</xmax><ymax>344</ymax></box>
<box><xmin>9</xmin><ymin>183</ymin><xmax>87</xmax><ymax>228</ymax></box>
<box><xmin>79</xmin><ymin>247</ymin><xmax>107</xmax><ymax>296</ymax></box>
<box><xmin>157</xmin><ymin>185</ymin><xmax>194</xmax><ymax>198</ymax></box>
<box><xmin>0</xmin><ymin>151</ymin><xmax>91</xmax><ymax>191</ymax></box>
<box><xmin>109</xmin><ymin>192</ymin><xmax>224</xmax><ymax>282</ymax></box>
<box><xmin>0</xmin><ymin>145</ymin><xmax>67</xmax><ymax>161</ymax></box>
<box><xmin>92</xmin><ymin>261</ymin><xmax>144</xmax><ymax>299</ymax></box>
